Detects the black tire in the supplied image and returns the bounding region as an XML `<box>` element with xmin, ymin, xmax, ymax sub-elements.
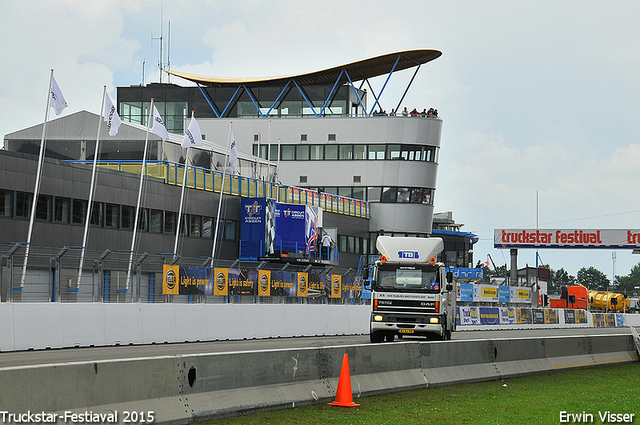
<box><xmin>370</xmin><ymin>331</ymin><xmax>384</xmax><ymax>343</ymax></box>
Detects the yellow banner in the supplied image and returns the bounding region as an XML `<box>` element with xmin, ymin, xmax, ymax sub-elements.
<box><xmin>331</xmin><ymin>275</ymin><xmax>342</xmax><ymax>298</ymax></box>
<box><xmin>482</xmin><ymin>287</ymin><xmax>497</xmax><ymax>298</ymax></box>
<box><xmin>297</xmin><ymin>272</ymin><xmax>308</xmax><ymax>297</ymax></box>
<box><xmin>258</xmin><ymin>270</ymin><xmax>271</xmax><ymax>297</ymax></box>
<box><xmin>163</xmin><ymin>265</ymin><xmax>179</xmax><ymax>295</ymax></box>
<box><xmin>214</xmin><ymin>268</ymin><xmax>228</xmax><ymax>296</ymax></box>
<box><xmin>516</xmin><ymin>289</ymin><xmax>530</xmax><ymax>299</ymax></box>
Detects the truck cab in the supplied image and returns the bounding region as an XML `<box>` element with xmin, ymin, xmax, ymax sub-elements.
<box><xmin>369</xmin><ymin>236</ymin><xmax>455</xmax><ymax>343</ymax></box>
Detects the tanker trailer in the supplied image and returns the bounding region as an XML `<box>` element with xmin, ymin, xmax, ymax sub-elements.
<box><xmin>588</xmin><ymin>290</ymin><xmax>631</xmax><ymax>312</ymax></box>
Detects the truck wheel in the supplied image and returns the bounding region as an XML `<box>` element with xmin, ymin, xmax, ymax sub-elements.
<box><xmin>385</xmin><ymin>334</ymin><xmax>394</xmax><ymax>342</ymax></box>
<box><xmin>370</xmin><ymin>332</ymin><xmax>384</xmax><ymax>343</ymax></box>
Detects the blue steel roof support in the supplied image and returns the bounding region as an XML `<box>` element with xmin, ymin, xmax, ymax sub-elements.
<box><xmin>219</xmin><ymin>85</ymin><xmax>243</xmax><ymax>118</ymax></box>
<box><xmin>345</xmin><ymin>71</ymin><xmax>369</xmax><ymax>116</ymax></box>
<box><xmin>242</xmin><ymin>85</ymin><xmax>266</xmax><ymax>118</ymax></box>
<box><xmin>196</xmin><ymin>83</ymin><xmax>221</xmax><ymax>118</ymax></box>
<box><xmin>292</xmin><ymin>79</ymin><xmax>320</xmax><ymax>117</ymax></box>
<box><xmin>394</xmin><ymin>64</ymin><xmax>421</xmax><ymax>114</ymax></box>
<box><xmin>366</xmin><ymin>54</ymin><xmax>401</xmax><ymax>116</ymax></box>
<box><xmin>263</xmin><ymin>80</ymin><xmax>293</xmax><ymax>117</ymax></box>
<box><xmin>319</xmin><ymin>69</ymin><xmax>345</xmax><ymax>116</ymax></box>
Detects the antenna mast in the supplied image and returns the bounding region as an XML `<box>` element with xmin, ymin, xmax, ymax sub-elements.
<box><xmin>167</xmin><ymin>21</ymin><xmax>171</xmax><ymax>84</ymax></box>
<box><xmin>151</xmin><ymin>6</ymin><xmax>164</xmax><ymax>83</ymax></box>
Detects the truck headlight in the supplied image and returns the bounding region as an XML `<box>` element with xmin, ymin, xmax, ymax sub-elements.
<box><xmin>429</xmin><ymin>317</ymin><xmax>439</xmax><ymax>324</ymax></box>
<box><xmin>373</xmin><ymin>315</ymin><xmax>384</xmax><ymax>322</ymax></box>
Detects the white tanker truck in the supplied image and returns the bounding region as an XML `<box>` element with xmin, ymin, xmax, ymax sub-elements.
<box><xmin>368</xmin><ymin>236</ymin><xmax>455</xmax><ymax>343</ymax></box>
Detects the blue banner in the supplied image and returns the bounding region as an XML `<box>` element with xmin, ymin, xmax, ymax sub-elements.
<box><xmin>479</xmin><ymin>307</ymin><xmax>500</xmax><ymax>325</ymax></box>
<box><xmin>499</xmin><ymin>286</ymin><xmax>511</xmax><ymax>303</ymax></box>
<box><xmin>450</xmin><ymin>267</ymin><xmax>483</xmax><ymax>280</ymax></box>
<box><xmin>459</xmin><ymin>283</ymin><xmax>474</xmax><ymax>302</ymax></box>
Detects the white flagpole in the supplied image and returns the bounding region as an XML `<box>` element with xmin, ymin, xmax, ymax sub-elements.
<box><xmin>20</xmin><ymin>69</ymin><xmax>55</xmax><ymax>288</ymax></box>
<box><xmin>126</xmin><ymin>98</ymin><xmax>155</xmax><ymax>290</ymax></box>
<box><xmin>173</xmin><ymin>146</ymin><xmax>190</xmax><ymax>259</ymax></box>
<box><xmin>211</xmin><ymin>122</ymin><xmax>233</xmax><ymax>267</ymax></box>
<box><xmin>77</xmin><ymin>86</ymin><xmax>107</xmax><ymax>287</ymax></box>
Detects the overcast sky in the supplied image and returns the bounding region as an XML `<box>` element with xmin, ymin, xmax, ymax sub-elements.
<box><xmin>2</xmin><ymin>0</ymin><xmax>640</xmax><ymax>282</ymax></box>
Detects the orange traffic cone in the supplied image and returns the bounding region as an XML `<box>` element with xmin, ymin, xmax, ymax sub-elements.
<box><xmin>327</xmin><ymin>353</ymin><xmax>360</xmax><ymax>408</ymax></box>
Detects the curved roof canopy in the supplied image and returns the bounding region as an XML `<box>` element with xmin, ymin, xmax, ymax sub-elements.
<box><xmin>166</xmin><ymin>49</ymin><xmax>442</xmax><ymax>88</ymax></box>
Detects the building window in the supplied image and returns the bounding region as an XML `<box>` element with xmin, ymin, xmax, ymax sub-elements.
<box><xmin>339</xmin><ymin>145</ymin><xmax>352</xmax><ymax>160</ymax></box>
<box><xmin>121</xmin><ymin>205</ymin><xmax>134</xmax><ymax>229</ymax></box>
<box><xmin>300</xmin><ymin>134</ymin><xmax>307</xmax><ymax>142</ymax></box>
<box><xmin>224</xmin><ymin>220</ymin><xmax>237</xmax><ymax>241</ymax></box>
<box><xmin>150</xmin><ymin>209</ymin><xmax>163</xmax><ymax>233</ymax></box>
<box><xmin>203</xmin><ymin>216</ymin><xmax>213</xmax><ymax>238</ymax></box>
<box><xmin>105</xmin><ymin>203</ymin><xmax>119</xmax><ymax>228</ymax></box>
<box><xmin>397</xmin><ymin>188</ymin><xmax>411</xmax><ymax>203</ymax></box>
<box><xmin>353</xmin><ymin>145</ymin><xmax>367</xmax><ymax>160</ymax></box>
<box><xmin>381</xmin><ymin>187</ymin><xmax>397</xmax><ymax>203</ymax></box>
<box><xmin>0</xmin><ymin>190</ymin><xmax>12</xmax><ymax>217</ymax></box>
<box><xmin>281</xmin><ymin>145</ymin><xmax>295</xmax><ymax>160</ymax></box>
<box><xmin>299</xmin><ymin>176</ymin><xmax>308</xmax><ymax>184</ymax></box>
<box><xmin>368</xmin><ymin>145</ymin><xmax>385</xmax><ymax>160</ymax></box>
<box><xmin>386</xmin><ymin>144</ymin><xmax>401</xmax><ymax>160</ymax></box>
<box><xmin>72</xmin><ymin>199</ymin><xmax>87</xmax><ymax>224</ymax></box>
<box><xmin>15</xmin><ymin>192</ymin><xmax>32</xmax><ymax>219</ymax></box>
<box><xmin>190</xmin><ymin>215</ymin><xmax>202</xmax><ymax>237</ymax></box>
<box><xmin>36</xmin><ymin>195</ymin><xmax>52</xmax><ymax>221</ymax></box>
<box><xmin>296</xmin><ymin>145</ymin><xmax>309</xmax><ymax>160</ymax></box>
<box><xmin>352</xmin><ymin>186</ymin><xmax>366</xmax><ymax>200</ymax></box>
<box><xmin>325</xmin><ymin>145</ymin><xmax>338</xmax><ymax>160</ymax></box>
<box><xmin>164</xmin><ymin>211</ymin><xmax>176</xmax><ymax>234</ymax></box>
<box><xmin>269</xmin><ymin>145</ymin><xmax>279</xmax><ymax>161</ymax></box>
<box><xmin>328</xmin><ymin>134</ymin><xmax>336</xmax><ymax>142</ymax></box>
<box><xmin>91</xmin><ymin>202</ymin><xmax>104</xmax><ymax>227</ymax></box>
<box><xmin>353</xmin><ymin>176</ymin><xmax>361</xmax><ymax>184</ymax></box>
<box><xmin>309</xmin><ymin>145</ymin><xmax>324</xmax><ymax>160</ymax></box>
<box><xmin>136</xmin><ymin>208</ymin><xmax>148</xmax><ymax>232</ymax></box>
<box><xmin>254</xmin><ymin>134</ymin><xmax>260</xmax><ymax>142</ymax></box>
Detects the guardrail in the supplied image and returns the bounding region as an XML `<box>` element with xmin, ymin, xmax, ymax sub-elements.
<box><xmin>70</xmin><ymin>160</ymin><xmax>370</xmax><ymax>219</ymax></box>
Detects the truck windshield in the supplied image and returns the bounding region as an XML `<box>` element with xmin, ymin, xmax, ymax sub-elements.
<box><xmin>374</xmin><ymin>267</ymin><xmax>441</xmax><ymax>293</ymax></box>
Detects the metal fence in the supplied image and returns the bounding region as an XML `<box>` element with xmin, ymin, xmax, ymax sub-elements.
<box><xmin>0</xmin><ymin>243</ymin><xmax>367</xmax><ymax>305</ymax></box>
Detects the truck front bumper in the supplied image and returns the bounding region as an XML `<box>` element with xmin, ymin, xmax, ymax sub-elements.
<box><xmin>370</xmin><ymin>313</ymin><xmax>444</xmax><ymax>336</ymax></box>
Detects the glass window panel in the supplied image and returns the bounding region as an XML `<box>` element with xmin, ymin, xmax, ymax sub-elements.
<box><xmin>381</xmin><ymin>187</ymin><xmax>397</xmax><ymax>203</ymax></box>
<box><xmin>367</xmin><ymin>187</ymin><xmax>381</xmax><ymax>202</ymax></box>
<box><xmin>150</xmin><ymin>209</ymin><xmax>163</xmax><ymax>233</ymax></box>
<box><xmin>339</xmin><ymin>235</ymin><xmax>348</xmax><ymax>253</ymax></box>
<box><xmin>190</xmin><ymin>215</ymin><xmax>202</xmax><ymax>237</ymax></box>
<box><xmin>281</xmin><ymin>145</ymin><xmax>295</xmax><ymax>160</ymax></box>
<box><xmin>323</xmin><ymin>187</ymin><xmax>338</xmax><ymax>196</ymax></box>
<box><xmin>398</xmin><ymin>188</ymin><xmax>411</xmax><ymax>203</ymax></box>
<box><xmin>269</xmin><ymin>145</ymin><xmax>279</xmax><ymax>161</ymax></box>
<box><xmin>339</xmin><ymin>145</ymin><xmax>352</xmax><ymax>160</ymax></box>
<box><xmin>352</xmin><ymin>187</ymin><xmax>366</xmax><ymax>200</ymax></box>
<box><xmin>16</xmin><ymin>192</ymin><xmax>32</xmax><ymax>218</ymax></box>
<box><xmin>203</xmin><ymin>217</ymin><xmax>213</xmax><ymax>238</ymax></box>
<box><xmin>72</xmin><ymin>199</ymin><xmax>87</xmax><ymax>224</ymax></box>
<box><xmin>121</xmin><ymin>206</ymin><xmax>134</xmax><ymax>229</ymax></box>
<box><xmin>179</xmin><ymin>214</ymin><xmax>187</xmax><ymax>235</ymax></box>
<box><xmin>105</xmin><ymin>204</ymin><xmax>119</xmax><ymax>228</ymax></box>
<box><xmin>164</xmin><ymin>211</ymin><xmax>176</xmax><ymax>234</ymax></box>
<box><xmin>338</xmin><ymin>187</ymin><xmax>352</xmax><ymax>198</ymax></box>
<box><xmin>325</xmin><ymin>145</ymin><xmax>338</xmax><ymax>160</ymax></box>
<box><xmin>90</xmin><ymin>202</ymin><xmax>104</xmax><ymax>226</ymax></box>
<box><xmin>309</xmin><ymin>145</ymin><xmax>324</xmax><ymax>160</ymax></box>
<box><xmin>224</xmin><ymin>220</ymin><xmax>236</xmax><ymax>241</ymax></box>
<box><xmin>137</xmin><ymin>208</ymin><xmax>148</xmax><ymax>232</ymax></box>
<box><xmin>36</xmin><ymin>195</ymin><xmax>52</xmax><ymax>221</ymax></box>
<box><xmin>434</xmin><ymin>147</ymin><xmax>439</xmax><ymax>163</ymax></box>
<box><xmin>355</xmin><ymin>237</ymin><xmax>361</xmax><ymax>254</ymax></box>
<box><xmin>0</xmin><ymin>190</ymin><xmax>12</xmax><ymax>217</ymax></box>
<box><xmin>296</xmin><ymin>145</ymin><xmax>309</xmax><ymax>160</ymax></box>
<box><xmin>348</xmin><ymin>236</ymin><xmax>355</xmax><ymax>253</ymax></box>
<box><xmin>353</xmin><ymin>145</ymin><xmax>366</xmax><ymax>160</ymax></box>
<box><xmin>368</xmin><ymin>145</ymin><xmax>385</xmax><ymax>160</ymax></box>
<box><xmin>387</xmin><ymin>144</ymin><xmax>401</xmax><ymax>160</ymax></box>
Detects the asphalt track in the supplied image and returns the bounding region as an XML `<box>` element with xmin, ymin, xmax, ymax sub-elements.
<box><xmin>0</xmin><ymin>327</ymin><xmax>632</xmax><ymax>369</ymax></box>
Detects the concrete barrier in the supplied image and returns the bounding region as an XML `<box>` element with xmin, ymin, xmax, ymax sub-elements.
<box><xmin>0</xmin><ymin>334</ymin><xmax>636</xmax><ymax>424</ymax></box>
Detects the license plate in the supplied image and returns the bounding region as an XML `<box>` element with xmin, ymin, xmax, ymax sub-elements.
<box><xmin>398</xmin><ymin>329</ymin><xmax>414</xmax><ymax>334</ymax></box>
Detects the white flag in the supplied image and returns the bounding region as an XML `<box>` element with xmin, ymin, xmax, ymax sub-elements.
<box><xmin>103</xmin><ymin>93</ymin><xmax>122</xmax><ymax>136</ymax></box>
<box><xmin>182</xmin><ymin>116</ymin><xmax>203</xmax><ymax>148</ymax></box>
<box><xmin>229</xmin><ymin>132</ymin><xmax>239</xmax><ymax>173</ymax></box>
<box><xmin>151</xmin><ymin>105</ymin><xmax>168</xmax><ymax>141</ymax></box>
<box><xmin>50</xmin><ymin>76</ymin><xmax>68</xmax><ymax>115</ymax></box>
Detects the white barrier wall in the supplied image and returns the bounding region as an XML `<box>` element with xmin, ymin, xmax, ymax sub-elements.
<box><xmin>0</xmin><ymin>303</ymin><xmax>371</xmax><ymax>352</ymax></box>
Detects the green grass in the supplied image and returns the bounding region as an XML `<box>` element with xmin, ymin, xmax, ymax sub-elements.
<box><xmin>204</xmin><ymin>362</ymin><xmax>640</xmax><ymax>425</ymax></box>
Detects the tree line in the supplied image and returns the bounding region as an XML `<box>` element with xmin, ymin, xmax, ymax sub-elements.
<box><xmin>479</xmin><ymin>262</ymin><xmax>640</xmax><ymax>295</ymax></box>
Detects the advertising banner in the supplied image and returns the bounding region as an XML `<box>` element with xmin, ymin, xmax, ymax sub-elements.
<box><xmin>271</xmin><ymin>271</ymin><xmax>298</xmax><ymax>297</ymax></box>
<box><xmin>179</xmin><ymin>266</ymin><xmax>211</xmax><ymax>295</ymax></box>
<box><xmin>544</xmin><ymin>308</ymin><xmax>559</xmax><ymax>324</ymax></box>
<box><xmin>340</xmin><ymin>276</ymin><xmax>362</xmax><ymax>298</ymax></box>
<box><xmin>495</xmin><ymin>228</ymin><xmax>640</xmax><ymax>249</ymax></box>
<box><xmin>565</xmin><ymin>309</ymin><xmax>576</xmax><ymax>324</ymax></box>
<box><xmin>458</xmin><ymin>283</ymin><xmax>474</xmax><ymax>302</ymax></box>
<box><xmin>163</xmin><ymin>264</ymin><xmax>179</xmax><ymax>295</ymax></box>
<box><xmin>450</xmin><ymin>267</ymin><xmax>483</xmax><ymax>280</ymax></box>
<box><xmin>479</xmin><ymin>307</ymin><xmax>500</xmax><ymax>325</ymax></box>
<box><xmin>513</xmin><ymin>288</ymin><xmax>531</xmax><ymax>304</ymax></box>
<box><xmin>240</xmin><ymin>198</ymin><xmax>267</xmax><ymax>259</ymax></box>
<box><xmin>500</xmin><ymin>307</ymin><xmax>516</xmax><ymax>324</ymax></box>
<box><xmin>214</xmin><ymin>268</ymin><xmax>228</xmax><ymax>296</ymax></box>
<box><xmin>275</xmin><ymin>204</ymin><xmax>306</xmax><ymax>252</ymax></box>
<box><xmin>516</xmin><ymin>308</ymin><xmax>532</xmax><ymax>324</ymax></box>
<box><xmin>229</xmin><ymin>269</ymin><xmax>256</xmax><ymax>296</ymax></box>
<box><xmin>498</xmin><ymin>286</ymin><xmax>511</xmax><ymax>303</ymax></box>
<box><xmin>258</xmin><ymin>270</ymin><xmax>271</xmax><ymax>296</ymax></box>
<box><xmin>479</xmin><ymin>285</ymin><xmax>499</xmax><ymax>303</ymax></box>
<box><xmin>331</xmin><ymin>275</ymin><xmax>342</xmax><ymax>298</ymax></box>
<box><xmin>297</xmin><ymin>272</ymin><xmax>308</xmax><ymax>298</ymax></box>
